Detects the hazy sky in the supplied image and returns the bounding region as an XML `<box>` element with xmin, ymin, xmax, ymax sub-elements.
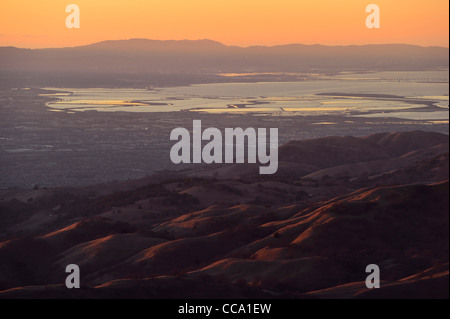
<box><xmin>0</xmin><ymin>0</ymin><xmax>448</xmax><ymax>48</ymax></box>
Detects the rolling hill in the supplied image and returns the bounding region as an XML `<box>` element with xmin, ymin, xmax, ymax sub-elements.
<box><xmin>0</xmin><ymin>130</ymin><xmax>448</xmax><ymax>299</ymax></box>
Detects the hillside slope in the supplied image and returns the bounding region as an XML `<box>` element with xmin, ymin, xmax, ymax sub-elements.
<box><xmin>0</xmin><ymin>130</ymin><xmax>448</xmax><ymax>299</ymax></box>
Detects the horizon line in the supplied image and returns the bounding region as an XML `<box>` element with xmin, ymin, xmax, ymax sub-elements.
<box><xmin>1</xmin><ymin>38</ymin><xmax>449</xmax><ymax>50</ymax></box>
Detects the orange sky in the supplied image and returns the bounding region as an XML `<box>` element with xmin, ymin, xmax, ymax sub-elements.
<box><xmin>0</xmin><ymin>0</ymin><xmax>448</xmax><ymax>48</ymax></box>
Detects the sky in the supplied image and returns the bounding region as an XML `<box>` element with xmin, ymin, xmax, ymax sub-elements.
<box><xmin>0</xmin><ymin>0</ymin><xmax>448</xmax><ymax>48</ymax></box>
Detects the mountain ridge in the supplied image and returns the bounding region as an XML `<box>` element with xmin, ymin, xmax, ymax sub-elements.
<box><xmin>1</xmin><ymin>39</ymin><xmax>448</xmax><ymax>76</ymax></box>
<box><xmin>1</xmin><ymin>39</ymin><xmax>449</xmax><ymax>50</ymax></box>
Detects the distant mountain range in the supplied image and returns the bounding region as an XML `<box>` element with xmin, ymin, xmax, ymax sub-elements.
<box><xmin>0</xmin><ymin>39</ymin><xmax>448</xmax><ymax>75</ymax></box>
